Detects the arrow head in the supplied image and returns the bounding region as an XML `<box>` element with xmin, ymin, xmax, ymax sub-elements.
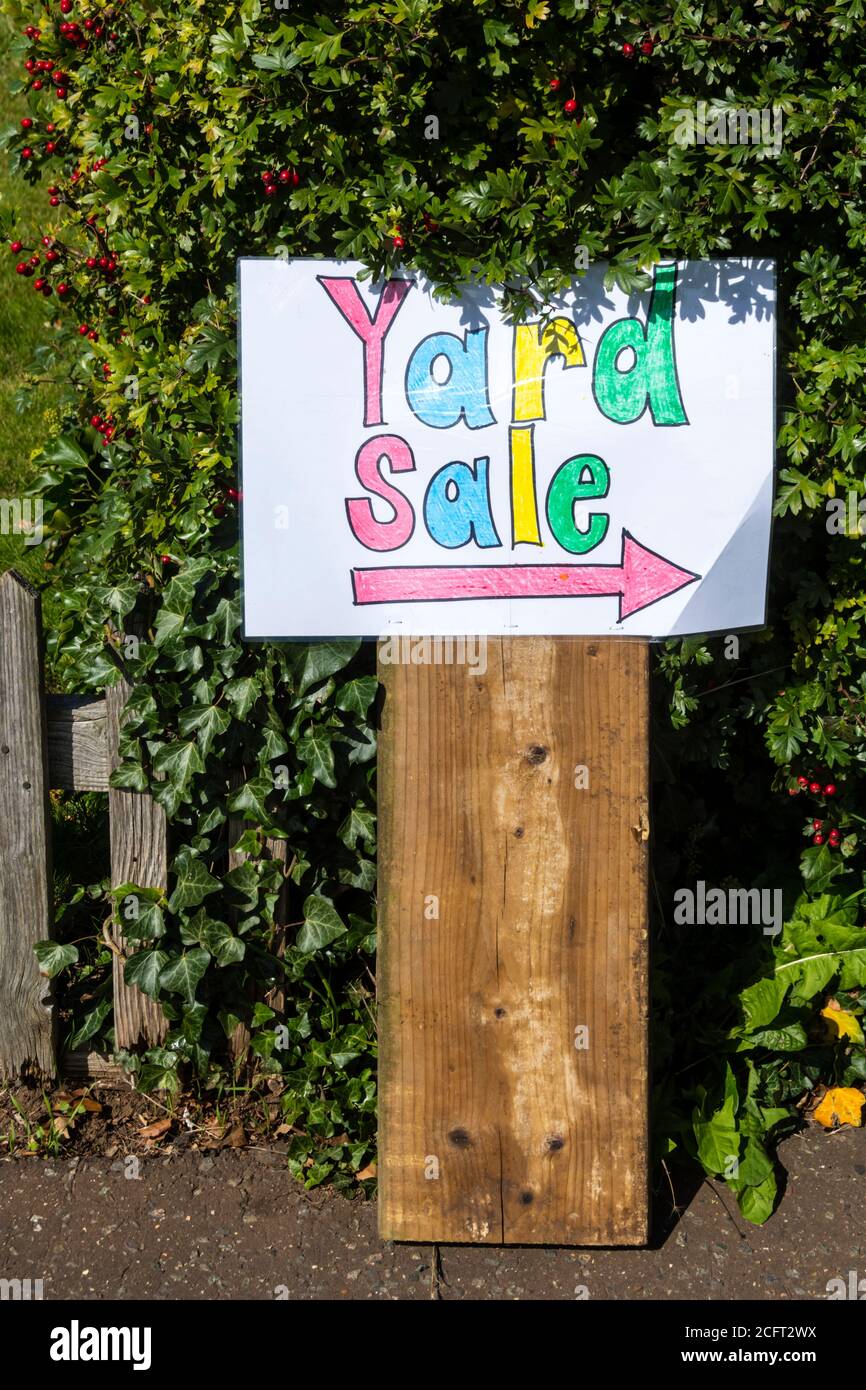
<box><xmin>619</xmin><ymin>531</ymin><xmax>701</xmax><ymax>621</ymax></box>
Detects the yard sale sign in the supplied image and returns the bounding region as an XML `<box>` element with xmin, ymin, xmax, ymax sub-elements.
<box><xmin>238</xmin><ymin>258</ymin><xmax>775</xmax><ymax>639</ymax></box>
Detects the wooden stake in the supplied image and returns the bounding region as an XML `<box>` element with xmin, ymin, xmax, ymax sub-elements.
<box><xmin>377</xmin><ymin>636</ymin><xmax>649</xmax><ymax>1245</ymax></box>
<box><xmin>106</xmin><ymin>610</ymin><xmax>169</xmax><ymax>1049</ymax></box>
<box><xmin>0</xmin><ymin>572</ymin><xmax>55</xmax><ymax>1079</ymax></box>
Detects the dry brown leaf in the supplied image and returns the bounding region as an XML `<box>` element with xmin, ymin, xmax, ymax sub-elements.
<box><xmin>813</xmin><ymin>1086</ymin><xmax>866</xmax><ymax>1129</ymax></box>
<box><xmin>355</xmin><ymin>1161</ymin><xmax>377</xmax><ymax>1181</ymax></box>
<box><xmin>139</xmin><ymin>1117</ymin><xmax>172</xmax><ymax>1140</ymax></box>
<box><xmin>225</xmin><ymin>1124</ymin><xmax>247</xmax><ymax>1148</ymax></box>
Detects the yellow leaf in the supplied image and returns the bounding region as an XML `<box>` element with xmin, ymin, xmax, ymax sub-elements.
<box><xmin>820</xmin><ymin>1005</ymin><xmax>865</xmax><ymax>1044</ymax></box>
<box><xmin>525</xmin><ymin>1</ymin><xmax>550</xmax><ymax>27</ymax></box>
<box><xmin>813</xmin><ymin>1087</ymin><xmax>866</xmax><ymax>1129</ymax></box>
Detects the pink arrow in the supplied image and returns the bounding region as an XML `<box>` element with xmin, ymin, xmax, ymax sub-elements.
<box><xmin>352</xmin><ymin>530</ymin><xmax>700</xmax><ymax>622</ymax></box>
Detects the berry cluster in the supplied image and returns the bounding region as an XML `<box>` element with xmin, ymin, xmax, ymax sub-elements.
<box><xmin>89</xmin><ymin>411</ymin><xmax>115</xmax><ymax>442</ymax></box>
<box><xmin>24</xmin><ymin>57</ymin><xmax>70</xmax><ymax>99</ymax></box>
<box><xmin>11</xmin><ymin>237</ymin><xmax>69</xmax><ymax>298</ymax></box>
<box><xmin>788</xmin><ymin>774</ymin><xmax>846</xmax><ymax>849</ymax></box>
<box><xmin>622</xmin><ymin>36</ymin><xmax>657</xmax><ymax>59</ymax></box>
<box><xmin>260</xmin><ymin>167</ymin><xmax>300</xmax><ymax>197</ymax></box>
<box><xmin>547</xmin><ymin>79</ymin><xmax>582</xmax><ymax>122</ymax></box>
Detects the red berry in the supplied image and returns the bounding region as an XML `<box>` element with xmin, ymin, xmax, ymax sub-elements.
<box><xmin>797</xmin><ymin>775</ymin><xmax>808</xmax><ymax>787</ymax></box>
<box><xmin>29</xmin><ymin>255</ymin><xmax>39</xmax><ymax>266</ymax></box>
<box><xmin>47</xmin><ymin>184</ymin><xmax>58</xmax><ymax>195</ymax></box>
<box><xmin>824</xmin><ymin>783</ymin><xmax>837</xmax><ymax>796</ymax></box>
<box><xmin>42</xmin><ymin>236</ymin><xmax>52</xmax><ymax>245</ymax></box>
<box><xmin>34</xmin><ymin>277</ymin><xmax>45</xmax><ymax>290</ymax></box>
<box><xmin>788</xmin><ymin>787</ymin><xmax>799</xmax><ymax>797</ymax></box>
<box><xmin>563</xmin><ymin>98</ymin><xmax>578</xmax><ymax>114</ymax></box>
<box><xmin>79</xmin><ymin>323</ymin><xmax>88</xmax><ymax>335</ymax></box>
<box><xmin>622</xmin><ymin>42</ymin><xmax>635</xmax><ymax>57</ymax></box>
<box><xmin>90</xmin><ymin>414</ymin><xmax>102</xmax><ymax>427</ymax></box>
<box><xmin>813</xmin><ymin>819</ymin><xmax>823</xmax><ymax>830</ymax></box>
<box><xmin>261</xmin><ymin>171</ymin><xmax>275</xmax><ymax>185</ymax></box>
<box><xmin>51</xmin><ymin>70</ymin><xmax>63</xmax><ymax>83</ymax></box>
<box><xmin>21</xmin><ymin>147</ymin><xmax>33</xmax><ymax>159</ymax></box>
<box><xmin>56</xmin><ymin>88</ymin><xmax>67</xmax><ymax>99</ymax></box>
<box><xmin>292</xmin><ymin>170</ymin><xmax>300</xmax><ymax>187</ymax></box>
<box><xmin>640</xmin><ymin>38</ymin><xmax>654</xmax><ymax>55</ymax></box>
<box><xmin>88</xmin><ymin>329</ymin><xmax>97</xmax><ymax>340</ymax></box>
<box><xmin>38</xmin><ymin>61</ymin><xmax>52</xmax><ymax>71</ymax></box>
<box><xmin>142</xmin><ymin>294</ymin><xmax>151</xmax><ymax>304</ymax></box>
<box><xmin>20</xmin><ymin>118</ymin><xmax>33</xmax><ymax>130</ymax></box>
<box><xmin>84</xmin><ymin>18</ymin><xmax>93</xmax><ymax>30</ymax></box>
<box><xmin>41</xmin><ymin>283</ymin><xmax>52</xmax><ymax>295</ymax></box>
<box><xmin>549</xmin><ymin>78</ymin><xmax>560</xmax><ymax>91</ymax></box>
<box><xmin>278</xmin><ymin>168</ymin><xmax>292</xmax><ymax>184</ymax></box>
<box><xmin>49</xmin><ymin>196</ymin><xmax>60</xmax><ymax>207</ymax></box>
<box><xmin>264</xmin><ymin>184</ymin><xmax>277</xmax><ymax>197</ymax></box>
<box><xmin>828</xmin><ymin>830</ymin><xmax>841</xmax><ymax>844</ymax></box>
<box><xmin>60</xmin><ymin>0</ymin><xmax>72</xmax><ymax>12</ymax></box>
<box><xmin>86</xmin><ymin>257</ymin><xmax>97</xmax><ymax>268</ymax></box>
<box><xmin>392</xmin><ymin>234</ymin><xmax>405</xmax><ymax>249</ymax></box>
<box><xmin>226</xmin><ymin>486</ymin><xmax>242</xmax><ymax>501</ymax></box>
<box><xmin>32</xmin><ymin>80</ymin><xmax>43</xmax><ymax>90</ymax></box>
<box><xmin>25</xmin><ymin>60</ymin><xmax>36</xmax><ymax>73</ymax></box>
<box><xmin>45</xmin><ymin>250</ymin><xmax>58</xmax><ymax>263</ymax></box>
<box><xmin>46</xmin><ymin>142</ymin><xmax>56</xmax><ymax>154</ymax></box>
<box><xmin>809</xmin><ymin>781</ymin><xmax>821</xmax><ymax>794</ymax></box>
<box><xmin>57</xmin><ymin>282</ymin><xmax>69</xmax><ymax>295</ymax></box>
<box><xmin>15</xmin><ymin>262</ymin><xmax>27</xmax><ymax>275</ymax></box>
<box><xmin>98</xmin><ymin>256</ymin><xmax>109</xmax><ymax>270</ymax></box>
<box><xmin>813</xmin><ymin>833</ymin><xmax>825</xmax><ymax>845</ymax></box>
<box><xmin>10</xmin><ymin>241</ymin><xmax>23</xmax><ymax>254</ymax></box>
<box><xmin>160</xmin><ymin>554</ymin><xmax>171</xmax><ymax>565</ymax></box>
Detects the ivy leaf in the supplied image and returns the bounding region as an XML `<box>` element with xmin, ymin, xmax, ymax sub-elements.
<box><xmin>297</xmin><ymin>726</ymin><xmax>336</xmax><ymax>787</ymax></box>
<box><xmin>124</xmin><ymin>948</ymin><xmax>170</xmax><ymax>999</ymax></box>
<box><xmin>297</xmin><ymin>894</ymin><xmax>347</xmax><ymax>952</ymax></box>
<box><xmin>198</xmin><ymin>919</ymin><xmax>246</xmax><ymax>965</ymax></box>
<box><xmin>159</xmin><ymin>948</ymin><xmax>211</xmax><ymax>1003</ymax></box>
<box><xmin>34</xmin><ymin>940</ymin><xmax>79</xmax><ymax>978</ymax></box>
<box><xmin>167</xmin><ymin>849</ymin><xmax>221</xmax><ymax>912</ymax></box>
<box><xmin>335</xmin><ymin>676</ymin><xmax>378</xmax><ymax>717</ymax></box>
<box><xmin>297</xmin><ymin>641</ymin><xmax>360</xmax><ymax>696</ymax></box>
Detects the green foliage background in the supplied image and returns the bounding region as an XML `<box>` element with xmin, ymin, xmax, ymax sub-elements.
<box><xmin>1</xmin><ymin>0</ymin><xmax>864</xmax><ymax>1216</ymax></box>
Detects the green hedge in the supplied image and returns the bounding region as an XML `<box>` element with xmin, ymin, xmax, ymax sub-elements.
<box><xmin>1</xmin><ymin>0</ymin><xmax>864</xmax><ymax>1213</ymax></box>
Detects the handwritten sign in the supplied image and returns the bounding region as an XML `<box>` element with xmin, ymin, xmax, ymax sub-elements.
<box><xmin>239</xmin><ymin>258</ymin><xmax>775</xmax><ymax>638</ymax></box>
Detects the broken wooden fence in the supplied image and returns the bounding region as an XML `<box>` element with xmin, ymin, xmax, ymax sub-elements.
<box><xmin>0</xmin><ymin>568</ymin><xmax>284</xmax><ymax>1083</ymax></box>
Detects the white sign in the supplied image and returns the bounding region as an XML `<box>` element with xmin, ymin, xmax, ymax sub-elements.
<box><xmin>239</xmin><ymin>258</ymin><xmax>775</xmax><ymax>639</ymax></box>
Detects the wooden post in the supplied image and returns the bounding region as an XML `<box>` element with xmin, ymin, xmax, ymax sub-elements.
<box><xmin>377</xmin><ymin>636</ymin><xmax>650</xmax><ymax>1245</ymax></box>
<box><xmin>0</xmin><ymin>571</ymin><xmax>56</xmax><ymax>1079</ymax></box>
<box><xmin>106</xmin><ymin>612</ymin><xmax>169</xmax><ymax>1049</ymax></box>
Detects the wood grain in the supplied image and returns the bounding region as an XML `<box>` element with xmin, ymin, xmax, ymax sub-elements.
<box><xmin>106</xmin><ymin>613</ymin><xmax>168</xmax><ymax>1049</ymax></box>
<box><xmin>0</xmin><ymin>571</ymin><xmax>56</xmax><ymax>1079</ymax></box>
<box><xmin>377</xmin><ymin>637</ymin><xmax>649</xmax><ymax>1245</ymax></box>
<box><xmin>46</xmin><ymin>693</ymin><xmax>109</xmax><ymax>791</ymax></box>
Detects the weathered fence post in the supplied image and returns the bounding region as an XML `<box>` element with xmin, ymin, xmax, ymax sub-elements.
<box><xmin>0</xmin><ymin>571</ymin><xmax>56</xmax><ymax>1079</ymax></box>
<box><xmin>106</xmin><ymin>609</ymin><xmax>169</xmax><ymax>1048</ymax></box>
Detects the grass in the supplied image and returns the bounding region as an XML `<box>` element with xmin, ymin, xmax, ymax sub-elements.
<box><xmin>0</xmin><ymin>12</ymin><xmax>61</xmax><ymax>583</ymax></box>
